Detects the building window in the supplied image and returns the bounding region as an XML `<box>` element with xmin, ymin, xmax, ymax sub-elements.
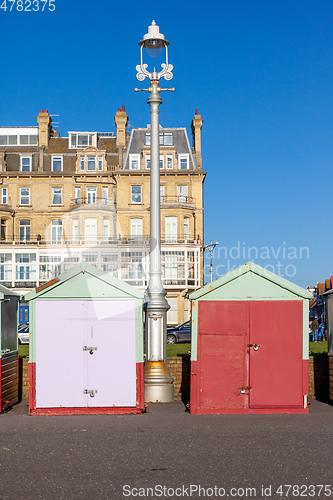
<box><xmin>51</xmin><ymin>220</ymin><xmax>63</xmax><ymax>244</ymax></box>
<box><xmin>15</xmin><ymin>253</ymin><xmax>36</xmax><ymax>280</ymax></box>
<box><xmin>146</xmin><ymin>155</ymin><xmax>151</xmax><ymax>169</ymax></box>
<box><xmin>85</xmin><ymin>218</ymin><xmax>97</xmax><ymax>242</ymax></box>
<box><xmin>75</xmin><ymin>186</ymin><xmax>81</xmax><ymax>204</ymax></box>
<box><xmin>103</xmin><ymin>219</ymin><xmax>110</xmax><ymax>241</ymax></box>
<box><xmin>145</xmin><ymin>132</ymin><xmax>173</xmax><ymax>146</ymax></box>
<box><xmin>131</xmin><ymin>186</ymin><xmax>142</xmax><ymax>204</ymax></box>
<box><xmin>1</xmin><ymin>188</ymin><xmax>7</xmax><ymax>205</ymax></box>
<box><xmin>52</xmin><ymin>156</ymin><xmax>63</xmax><ymax>172</ymax></box>
<box><xmin>177</xmin><ymin>185</ymin><xmax>188</xmax><ymax>203</ymax></box>
<box><xmin>160</xmin><ymin>132</ymin><xmax>173</xmax><ymax>145</ymax></box>
<box><xmin>69</xmin><ymin>133</ymin><xmax>95</xmax><ymax>149</ymax></box>
<box><xmin>165</xmin><ymin>216</ymin><xmax>177</xmax><ymax>243</ymax></box>
<box><xmin>80</xmin><ymin>157</ymin><xmax>85</xmax><ymax>171</ymax></box>
<box><xmin>86</xmin><ymin>187</ymin><xmax>97</xmax><ymax>204</ymax></box>
<box><xmin>87</xmin><ymin>156</ymin><xmax>96</xmax><ymax>171</ymax></box>
<box><xmin>160</xmin><ymin>185</ymin><xmax>165</xmax><ymax>202</ymax></box>
<box><xmin>129</xmin><ymin>154</ymin><xmax>140</xmax><ymax>170</ymax></box>
<box><xmin>184</xmin><ymin>218</ymin><xmax>189</xmax><ymax>241</ymax></box>
<box><xmin>20</xmin><ymin>188</ymin><xmax>30</xmax><ymax>206</ymax></box>
<box><xmin>0</xmin><ymin>134</ymin><xmax>37</xmax><ymax>146</ymax></box>
<box><xmin>19</xmin><ymin>220</ymin><xmax>31</xmax><ymax>242</ymax></box>
<box><xmin>98</xmin><ymin>157</ymin><xmax>103</xmax><ymax>171</ymax></box>
<box><xmin>160</xmin><ymin>155</ymin><xmax>164</xmax><ymax>169</ymax></box>
<box><xmin>1</xmin><ymin>220</ymin><xmax>6</xmax><ymax>241</ymax></box>
<box><xmin>166</xmin><ymin>155</ymin><xmax>173</xmax><ymax>169</ymax></box>
<box><xmin>178</xmin><ymin>154</ymin><xmax>189</xmax><ymax>170</ymax></box>
<box><xmin>0</xmin><ymin>253</ymin><xmax>12</xmax><ymax>281</ymax></box>
<box><xmin>73</xmin><ymin>220</ymin><xmax>79</xmax><ymax>242</ymax></box>
<box><xmin>20</xmin><ymin>156</ymin><xmax>32</xmax><ymax>172</ymax></box>
<box><xmin>102</xmin><ymin>186</ymin><xmax>108</xmax><ymax>205</ymax></box>
<box><xmin>52</xmin><ymin>187</ymin><xmax>62</xmax><ymax>205</ymax></box>
<box><xmin>130</xmin><ymin>219</ymin><xmax>142</xmax><ymax>239</ymax></box>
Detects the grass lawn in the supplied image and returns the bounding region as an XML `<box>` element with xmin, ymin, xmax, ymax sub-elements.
<box><xmin>309</xmin><ymin>341</ymin><xmax>328</xmax><ymax>354</ymax></box>
<box><xmin>167</xmin><ymin>343</ymin><xmax>191</xmax><ymax>357</ymax></box>
<box><xmin>18</xmin><ymin>345</ymin><xmax>29</xmax><ymax>358</ymax></box>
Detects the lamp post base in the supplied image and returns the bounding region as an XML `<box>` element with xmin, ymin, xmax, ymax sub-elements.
<box><xmin>144</xmin><ymin>360</ymin><xmax>174</xmax><ymax>402</ymax></box>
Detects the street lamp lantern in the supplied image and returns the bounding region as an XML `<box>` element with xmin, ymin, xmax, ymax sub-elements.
<box><xmin>135</xmin><ymin>22</ymin><xmax>174</xmax><ymax>403</ymax></box>
<box><xmin>138</xmin><ymin>21</ymin><xmax>169</xmax><ymax>57</ymax></box>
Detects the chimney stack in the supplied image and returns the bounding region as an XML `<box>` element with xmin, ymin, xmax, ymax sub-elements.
<box><xmin>37</xmin><ymin>110</ymin><xmax>52</xmax><ymax>148</ymax></box>
<box><xmin>114</xmin><ymin>106</ymin><xmax>128</xmax><ymax>149</ymax></box>
<box><xmin>191</xmin><ymin>110</ymin><xmax>203</xmax><ymax>170</ymax></box>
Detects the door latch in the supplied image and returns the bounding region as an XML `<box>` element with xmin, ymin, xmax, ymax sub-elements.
<box><xmin>83</xmin><ymin>389</ymin><xmax>98</xmax><ymax>398</ymax></box>
<box><xmin>247</xmin><ymin>343</ymin><xmax>261</xmax><ymax>351</ymax></box>
<box><xmin>239</xmin><ymin>386</ymin><xmax>252</xmax><ymax>394</ymax></box>
<box><xmin>83</xmin><ymin>346</ymin><xmax>98</xmax><ymax>355</ymax></box>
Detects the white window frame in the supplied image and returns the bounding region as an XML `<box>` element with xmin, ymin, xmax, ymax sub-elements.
<box><xmin>51</xmin><ymin>155</ymin><xmax>63</xmax><ymax>172</ymax></box>
<box><xmin>177</xmin><ymin>185</ymin><xmax>188</xmax><ymax>203</ymax></box>
<box><xmin>129</xmin><ymin>154</ymin><xmax>140</xmax><ymax>170</ymax></box>
<box><xmin>103</xmin><ymin>219</ymin><xmax>110</xmax><ymax>241</ymax></box>
<box><xmin>73</xmin><ymin>220</ymin><xmax>79</xmax><ymax>242</ymax></box>
<box><xmin>51</xmin><ymin>220</ymin><xmax>63</xmax><ymax>244</ymax></box>
<box><xmin>166</xmin><ymin>155</ymin><xmax>173</xmax><ymax>169</ymax></box>
<box><xmin>51</xmin><ymin>187</ymin><xmax>62</xmax><ymax>206</ymax></box>
<box><xmin>80</xmin><ymin>157</ymin><xmax>85</xmax><ymax>171</ymax></box>
<box><xmin>178</xmin><ymin>154</ymin><xmax>189</xmax><ymax>170</ymax></box>
<box><xmin>165</xmin><ymin>216</ymin><xmax>177</xmax><ymax>243</ymax></box>
<box><xmin>87</xmin><ymin>156</ymin><xmax>96</xmax><ymax>171</ymax></box>
<box><xmin>1</xmin><ymin>188</ymin><xmax>7</xmax><ymax>205</ymax></box>
<box><xmin>85</xmin><ymin>218</ymin><xmax>97</xmax><ymax>242</ymax></box>
<box><xmin>20</xmin><ymin>188</ymin><xmax>30</xmax><ymax>206</ymax></box>
<box><xmin>20</xmin><ymin>156</ymin><xmax>32</xmax><ymax>172</ymax></box>
<box><xmin>102</xmin><ymin>186</ymin><xmax>108</xmax><ymax>205</ymax></box>
<box><xmin>19</xmin><ymin>220</ymin><xmax>31</xmax><ymax>242</ymax></box>
<box><xmin>98</xmin><ymin>156</ymin><xmax>103</xmax><ymax>171</ymax></box>
<box><xmin>130</xmin><ymin>219</ymin><xmax>143</xmax><ymax>238</ymax></box>
<box><xmin>159</xmin><ymin>155</ymin><xmax>164</xmax><ymax>169</ymax></box>
<box><xmin>86</xmin><ymin>187</ymin><xmax>97</xmax><ymax>204</ymax></box>
<box><xmin>131</xmin><ymin>186</ymin><xmax>142</xmax><ymax>204</ymax></box>
<box><xmin>74</xmin><ymin>186</ymin><xmax>81</xmax><ymax>204</ymax></box>
<box><xmin>69</xmin><ymin>132</ymin><xmax>96</xmax><ymax>149</ymax></box>
<box><xmin>146</xmin><ymin>154</ymin><xmax>151</xmax><ymax>169</ymax></box>
<box><xmin>160</xmin><ymin>185</ymin><xmax>165</xmax><ymax>202</ymax></box>
<box><xmin>184</xmin><ymin>217</ymin><xmax>189</xmax><ymax>241</ymax></box>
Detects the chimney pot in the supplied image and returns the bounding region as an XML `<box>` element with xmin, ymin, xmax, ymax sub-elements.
<box><xmin>45</xmin><ymin>109</ymin><xmax>48</xmax><ymax>113</ymax></box>
<box><xmin>118</xmin><ymin>108</ymin><xmax>121</xmax><ymax>112</ymax></box>
<box><xmin>195</xmin><ymin>109</ymin><xmax>199</xmax><ymax>115</ymax></box>
<box><xmin>122</xmin><ymin>105</ymin><xmax>125</xmax><ymax>112</ymax></box>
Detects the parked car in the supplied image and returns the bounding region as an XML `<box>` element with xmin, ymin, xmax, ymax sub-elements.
<box><xmin>167</xmin><ymin>321</ymin><xmax>191</xmax><ymax>344</ymax></box>
<box><xmin>18</xmin><ymin>324</ymin><xmax>29</xmax><ymax>345</ymax></box>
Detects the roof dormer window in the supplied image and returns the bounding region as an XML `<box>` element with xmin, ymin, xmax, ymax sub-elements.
<box><xmin>69</xmin><ymin>132</ymin><xmax>97</xmax><ymax>149</ymax></box>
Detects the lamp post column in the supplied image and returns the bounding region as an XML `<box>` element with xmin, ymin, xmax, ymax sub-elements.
<box><xmin>144</xmin><ymin>80</ymin><xmax>174</xmax><ymax>402</ymax></box>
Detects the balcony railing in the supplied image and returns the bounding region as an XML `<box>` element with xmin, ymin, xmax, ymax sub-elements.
<box><xmin>160</xmin><ymin>195</ymin><xmax>195</xmax><ymax>206</ymax></box>
<box><xmin>0</xmin><ymin>234</ymin><xmax>201</xmax><ymax>246</ymax></box>
<box><xmin>70</xmin><ymin>197</ymin><xmax>115</xmax><ymax>207</ymax></box>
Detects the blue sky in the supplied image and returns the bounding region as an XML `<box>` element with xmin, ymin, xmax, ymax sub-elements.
<box><xmin>1</xmin><ymin>0</ymin><xmax>332</xmax><ymax>287</ymax></box>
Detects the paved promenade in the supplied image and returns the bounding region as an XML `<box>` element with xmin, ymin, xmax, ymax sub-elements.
<box><xmin>0</xmin><ymin>400</ymin><xmax>332</xmax><ymax>499</ymax></box>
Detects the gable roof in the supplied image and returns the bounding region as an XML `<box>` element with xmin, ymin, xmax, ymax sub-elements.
<box><xmin>189</xmin><ymin>261</ymin><xmax>312</xmax><ymax>300</ymax></box>
<box><xmin>25</xmin><ymin>263</ymin><xmax>144</xmax><ymax>301</ymax></box>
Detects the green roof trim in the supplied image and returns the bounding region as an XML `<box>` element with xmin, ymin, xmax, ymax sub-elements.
<box><xmin>189</xmin><ymin>261</ymin><xmax>312</xmax><ymax>300</ymax></box>
<box><xmin>25</xmin><ymin>263</ymin><xmax>144</xmax><ymax>301</ymax></box>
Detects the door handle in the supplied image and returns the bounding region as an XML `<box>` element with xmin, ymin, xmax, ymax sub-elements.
<box><xmin>247</xmin><ymin>343</ymin><xmax>261</xmax><ymax>351</ymax></box>
<box><xmin>239</xmin><ymin>386</ymin><xmax>252</xmax><ymax>394</ymax></box>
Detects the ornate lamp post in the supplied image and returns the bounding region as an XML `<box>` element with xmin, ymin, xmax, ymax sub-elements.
<box><xmin>135</xmin><ymin>21</ymin><xmax>174</xmax><ymax>402</ymax></box>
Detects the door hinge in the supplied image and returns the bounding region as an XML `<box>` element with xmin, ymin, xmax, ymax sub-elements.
<box><xmin>83</xmin><ymin>389</ymin><xmax>98</xmax><ymax>398</ymax></box>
